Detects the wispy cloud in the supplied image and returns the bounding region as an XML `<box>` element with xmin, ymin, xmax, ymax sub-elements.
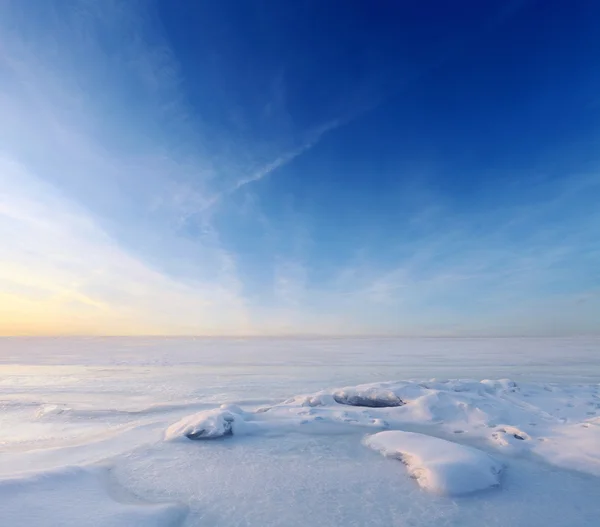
<box><xmin>0</xmin><ymin>158</ymin><xmax>252</xmax><ymax>335</ymax></box>
<box><xmin>322</xmin><ymin>173</ymin><xmax>600</xmax><ymax>334</ymax></box>
<box><xmin>0</xmin><ymin>1</ymin><xmax>255</xmax><ymax>334</ymax></box>
<box><xmin>229</xmin><ymin>118</ymin><xmax>342</xmax><ymax>193</ymax></box>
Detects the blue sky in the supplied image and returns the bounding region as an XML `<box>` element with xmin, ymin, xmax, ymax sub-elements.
<box><xmin>0</xmin><ymin>0</ymin><xmax>599</xmax><ymax>335</ymax></box>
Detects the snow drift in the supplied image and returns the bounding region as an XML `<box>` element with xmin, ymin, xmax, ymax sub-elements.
<box><xmin>365</xmin><ymin>430</ymin><xmax>504</xmax><ymax>495</ymax></box>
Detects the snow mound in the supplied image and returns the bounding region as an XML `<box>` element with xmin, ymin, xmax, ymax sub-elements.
<box><xmin>0</xmin><ymin>465</ymin><xmax>186</xmax><ymax>527</ymax></box>
<box><xmin>165</xmin><ymin>404</ymin><xmax>247</xmax><ymax>440</ymax></box>
<box><xmin>365</xmin><ymin>431</ymin><xmax>504</xmax><ymax>495</ymax></box>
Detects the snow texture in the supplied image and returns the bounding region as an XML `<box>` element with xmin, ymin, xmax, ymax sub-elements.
<box><xmin>0</xmin><ymin>465</ymin><xmax>186</xmax><ymax>527</ymax></box>
<box><xmin>166</xmin><ymin>378</ymin><xmax>600</xmax><ymax>478</ymax></box>
<box><xmin>365</xmin><ymin>430</ymin><xmax>504</xmax><ymax>495</ymax></box>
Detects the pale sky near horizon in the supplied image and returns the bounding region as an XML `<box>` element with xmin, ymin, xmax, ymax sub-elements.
<box><xmin>1</xmin><ymin>0</ymin><xmax>599</xmax><ymax>336</ymax></box>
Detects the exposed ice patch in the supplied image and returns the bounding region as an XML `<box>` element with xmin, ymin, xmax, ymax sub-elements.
<box><xmin>365</xmin><ymin>430</ymin><xmax>504</xmax><ymax>495</ymax></box>
<box><xmin>332</xmin><ymin>386</ymin><xmax>404</xmax><ymax>407</ymax></box>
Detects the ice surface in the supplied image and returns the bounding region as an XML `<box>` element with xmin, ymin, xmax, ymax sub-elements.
<box><xmin>365</xmin><ymin>430</ymin><xmax>504</xmax><ymax>495</ymax></box>
<box><xmin>1</xmin><ymin>337</ymin><xmax>600</xmax><ymax>527</ymax></box>
<box><xmin>332</xmin><ymin>386</ymin><xmax>405</xmax><ymax>407</ymax></box>
<box><xmin>0</xmin><ymin>465</ymin><xmax>186</xmax><ymax>527</ymax></box>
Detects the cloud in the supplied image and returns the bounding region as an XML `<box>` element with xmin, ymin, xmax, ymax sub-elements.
<box><xmin>0</xmin><ymin>1</ymin><xmax>350</xmax><ymax>336</ymax></box>
<box><xmin>0</xmin><ymin>158</ymin><xmax>252</xmax><ymax>335</ymax></box>
<box><xmin>0</xmin><ymin>1</ymin><xmax>256</xmax><ymax>335</ymax></box>
<box><xmin>229</xmin><ymin>118</ymin><xmax>342</xmax><ymax>193</ymax></box>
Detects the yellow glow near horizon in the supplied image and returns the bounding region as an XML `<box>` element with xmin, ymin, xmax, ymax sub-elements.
<box><xmin>0</xmin><ymin>159</ymin><xmax>258</xmax><ymax>337</ymax></box>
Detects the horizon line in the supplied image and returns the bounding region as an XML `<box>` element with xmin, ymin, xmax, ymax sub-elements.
<box><xmin>0</xmin><ymin>334</ymin><xmax>598</xmax><ymax>339</ymax></box>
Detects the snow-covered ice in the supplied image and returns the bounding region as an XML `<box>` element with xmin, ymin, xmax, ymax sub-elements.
<box><xmin>364</xmin><ymin>430</ymin><xmax>504</xmax><ymax>495</ymax></box>
<box><xmin>0</xmin><ymin>465</ymin><xmax>186</xmax><ymax>527</ymax></box>
<box><xmin>1</xmin><ymin>337</ymin><xmax>600</xmax><ymax>526</ymax></box>
<box><xmin>166</xmin><ymin>377</ymin><xmax>600</xmax><ymax>477</ymax></box>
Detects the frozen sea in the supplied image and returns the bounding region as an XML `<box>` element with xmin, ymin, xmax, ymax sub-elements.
<box><xmin>1</xmin><ymin>336</ymin><xmax>599</xmax><ymax>526</ymax></box>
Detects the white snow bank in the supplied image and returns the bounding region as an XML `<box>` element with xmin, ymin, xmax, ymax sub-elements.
<box><xmin>168</xmin><ymin>379</ymin><xmax>600</xmax><ymax>476</ymax></box>
<box><xmin>0</xmin><ymin>465</ymin><xmax>186</xmax><ymax>527</ymax></box>
<box><xmin>365</xmin><ymin>431</ymin><xmax>504</xmax><ymax>495</ymax></box>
